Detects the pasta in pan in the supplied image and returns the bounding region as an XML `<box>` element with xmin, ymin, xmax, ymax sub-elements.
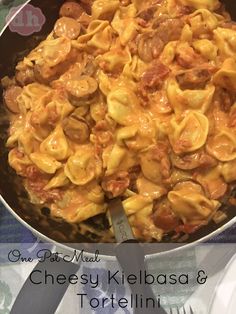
<box><xmin>2</xmin><ymin>0</ymin><xmax>236</xmax><ymax>242</ymax></box>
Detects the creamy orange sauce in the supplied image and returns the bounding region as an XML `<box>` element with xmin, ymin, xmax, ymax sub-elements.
<box><xmin>3</xmin><ymin>0</ymin><xmax>236</xmax><ymax>242</ymax></box>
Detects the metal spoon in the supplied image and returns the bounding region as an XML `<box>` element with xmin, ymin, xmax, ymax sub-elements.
<box><xmin>109</xmin><ymin>197</ymin><xmax>168</xmax><ymax>314</ymax></box>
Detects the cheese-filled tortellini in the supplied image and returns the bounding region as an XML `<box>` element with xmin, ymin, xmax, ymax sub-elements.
<box><xmin>41</xmin><ymin>37</ymin><xmax>71</xmax><ymax>67</ymax></box>
<box><xmin>111</xmin><ymin>4</ymin><xmax>137</xmax><ymax>46</ymax></box>
<box><xmin>122</xmin><ymin>195</ymin><xmax>153</xmax><ymax>216</ymax></box>
<box><xmin>193</xmin><ymin>39</ymin><xmax>218</xmax><ymax>60</ymax></box>
<box><xmin>53</xmin><ymin>187</ymin><xmax>106</xmax><ymax>223</ymax></box>
<box><xmin>195</xmin><ymin>166</ymin><xmax>227</xmax><ymax>200</ymax></box>
<box><xmin>207</xmin><ymin>131</ymin><xmax>236</xmax><ymax>161</ymax></box>
<box><xmin>104</xmin><ymin>143</ymin><xmax>137</xmax><ymax>175</ymax></box>
<box><xmin>86</xmin><ymin>182</ymin><xmax>105</xmax><ymax>204</ymax></box>
<box><xmin>159</xmin><ymin>42</ymin><xmax>178</xmax><ymax>65</ymax></box>
<box><xmin>214</xmin><ymin>28</ymin><xmax>236</xmax><ymax>59</ymax></box>
<box><xmin>105</xmin><ymin>144</ymin><xmax>127</xmax><ymax>175</ymax></box>
<box><xmin>167</xmin><ymin>78</ymin><xmax>215</xmax><ymax>115</ymax></box>
<box><xmin>221</xmin><ymin>160</ymin><xmax>236</xmax><ymax>183</ymax></box>
<box><xmin>188</xmin><ymin>9</ymin><xmax>219</xmax><ymax>35</ymax></box>
<box><xmin>40</xmin><ymin>125</ymin><xmax>70</xmax><ymax>161</ymax></box>
<box><xmin>74</xmin><ymin>20</ymin><xmax>110</xmax><ymax>50</ymax></box>
<box><xmin>30</xmin><ymin>94</ymin><xmax>74</xmax><ymax>130</ymax></box>
<box><xmin>137</xmin><ymin>176</ymin><xmax>167</xmax><ymax>200</ymax></box>
<box><xmin>97</xmin><ymin>46</ymin><xmax>132</xmax><ymax>72</ymax></box>
<box><xmin>180</xmin><ymin>24</ymin><xmax>193</xmax><ymax>42</ymax></box>
<box><xmin>117</xmin><ymin>117</ymin><xmax>156</xmax><ymax>151</ymax></box>
<box><xmin>213</xmin><ymin>58</ymin><xmax>236</xmax><ymax>91</ymax></box>
<box><xmin>30</xmin><ymin>152</ymin><xmax>62</xmax><ymax>174</ymax></box>
<box><xmin>117</xmin><ymin>125</ymin><xmax>138</xmax><ymax>146</ymax></box>
<box><xmin>168</xmin><ymin>181</ymin><xmax>220</xmax><ymax>224</ymax></box>
<box><xmin>17</xmin><ymin>83</ymin><xmax>51</xmax><ymax>112</ymax></box>
<box><xmin>139</xmin><ymin>144</ymin><xmax>170</xmax><ymax>184</ymax></box>
<box><xmin>107</xmin><ymin>87</ymin><xmax>141</xmax><ymax>125</ymax></box>
<box><xmin>130</xmin><ymin>204</ymin><xmax>164</xmax><ymax>242</ymax></box>
<box><xmin>18</xmin><ymin>132</ymin><xmax>36</xmax><ymax>155</ymax></box>
<box><xmin>65</xmin><ymin>203</ymin><xmax>106</xmax><ymax>223</ymax></box>
<box><xmin>169</xmin><ymin>111</ymin><xmax>209</xmax><ymax>154</ymax></box>
<box><xmin>140</xmin><ymin>154</ymin><xmax>163</xmax><ymax>184</ymax></box>
<box><xmin>98</xmin><ymin>71</ymin><xmax>114</xmax><ymax>96</ymax></box>
<box><xmin>88</xmin><ymin>25</ymin><xmax>114</xmax><ymax>52</ymax></box>
<box><xmin>65</xmin><ymin>146</ymin><xmax>102</xmax><ymax>185</ymax></box>
<box><xmin>8</xmin><ymin>149</ymin><xmax>32</xmax><ymax>175</ymax></box>
<box><xmin>92</xmin><ymin>0</ymin><xmax>120</xmax><ymax>20</ymax></box>
<box><xmin>179</xmin><ymin>0</ymin><xmax>220</xmax><ymax>11</ymax></box>
<box><xmin>44</xmin><ymin>169</ymin><xmax>69</xmax><ymax>190</ymax></box>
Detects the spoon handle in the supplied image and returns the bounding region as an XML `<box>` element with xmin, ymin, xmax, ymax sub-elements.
<box><xmin>10</xmin><ymin>254</ymin><xmax>80</xmax><ymax>314</ymax></box>
<box><xmin>108</xmin><ymin>198</ymin><xmax>167</xmax><ymax>314</ymax></box>
<box><xmin>116</xmin><ymin>241</ymin><xmax>168</xmax><ymax>314</ymax></box>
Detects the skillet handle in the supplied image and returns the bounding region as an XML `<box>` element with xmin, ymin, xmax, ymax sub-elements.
<box><xmin>10</xmin><ymin>254</ymin><xmax>80</xmax><ymax>314</ymax></box>
<box><xmin>115</xmin><ymin>240</ymin><xmax>168</xmax><ymax>314</ymax></box>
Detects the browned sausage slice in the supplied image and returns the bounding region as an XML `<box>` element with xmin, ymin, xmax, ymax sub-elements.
<box><xmin>4</xmin><ymin>86</ymin><xmax>22</xmax><ymax>113</ymax></box>
<box><xmin>59</xmin><ymin>2</ymin><xmax>85</xmax><ymax>19</ymax></box>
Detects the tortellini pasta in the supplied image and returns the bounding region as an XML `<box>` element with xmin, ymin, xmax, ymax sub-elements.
<box><xmin>159</xmin><ymin>42</ymin><xmax>178</xmax><ymax>65</ymax></box>
<box><xmin>111</xmin><ymin>4</ymin><xmax>137</xmax><ymax>46</ymax></box>
<box><xmin>207</xmin><ymin>131</ymin><xmax>236</xmax><ymax>161</ymax></box>
<box><xmin>17</xmin><ymin>83</ymin><xmax>51</xmax><ymax>112</ymax></box>
<box><xmin>117</xmin><ymin>116</ymin><xmax>156</xmax><ymax>151</ymax></box>
<box><xmin>92</xmin><ymin>0</ymin><xmax>120</xmax><ymax>20</ymax></box>
<box><xmin>167</xmin><ymin>78</ymin><xmax>215</xmax><ymax>115</ymax></box>
<box><xmin>40</xmin><ymin>125</ymin><xmax>70</xmax><ymax>161</ymax></box>
<box><xmin>65</xmin><ymin>146</ymin><xmax>102</xmax><ymax>185</ymax></box>
<box><xmin>179</xmin><ymin>0</ymin><xmax>220</xmax><ymax>11</ymax></box>
<box><xmin>98</xmin><ymin>70</ymin><xmax>114</xmax><ymax>96</ymax></box>
<box><xmin>105</xmin><ymin>144</ymin><xmax>127</xmax><ymax>174</ymax></box>
<box><xmin>104</xmin><ymin>143</ymin><xmax>137</xmax><ymax>175</ymax></box>
<box><xmin>168</xmin><ymin>181</ymin><xmax>220</xmax><ymax>224</ymax></box>
<box><xmin>65</xmin><ymin>202</ymin><xmax>105</xmax><ymax>223</ymax></box>
<box><xmin>107</xmin><ymin>87</ymin><xmax>141</xmax><ymax>125</ymax></box>
<box><xmin>40</xmin><ymin>37</ymin><xmax>71</xmax><ymax>67</ymax></box>
<box><xmin>122</xmin><ymin>195</ymin><xmax>153</xmax><ymax>216</ymax></box>
<box><xmin>44</xmin><ymin>169</ymin><xmax>69</xmax><ymax>190</ymax></box>
<box><xmin>4</xmin><ymin>0</ymin><xmax>236</xmax><ymax>242</ymax></box>
<box><xmin>169</xmin><ymin>111</ymin><xmax>209</xmax><ymax>154</ymax></box>
<box><xmin>188</xmin><ymin>9</ymin><xmax>219</xmax><ymax>35</ymax></box>
<box><xmin>30</xmin><ymin>152</ymin><xmax>62</xmax><ymax>174</ymax></box>
<box><xmin>89</xmin><ymin>25</ymin><xmax>114</xmax><ymax>52</ymax></box>
<box><xmin>8</xmin><ymin>149</ymin><xmax>32</xmax><ymax>175</ymax></box>
<box><xmin>136</xmin><ymin>176</ymin><xmax>167</xmax><ymax>200</ymax></box>
<box><xmin>73</xmin><ymin>20</ymin><xmax>112</xmax><ymax>51</ymax></box>
<box><xmin>6</xmin><ymin>117</ymin><xmax>25</xmax><ymax>148</ymax></box>
<box><xmin>18</xmin><ymin>132</ymin><xmax>36</xmax><ymax>155</ymax></box>
<box><xmin>86</xmin><ymin>182</ymin><xmax>105</xmax><ymax>204</ymax></box>
<box><xmin>97</xmin><ymin>46</ymin><xmax>132</xmax><ymax>72</ymax></box>
<box><xmin>52</xmin><ymin>186</ymin><xmax>106</xmax><ymax>223</ymax></box>
<box><xmin>214</xmin><ymin>28</ymin><xmax>236</xmax><ymax>59</ymax></box>
<box><xmin>193</xmin><ymin>39</ymin><xmax>218</xmax><ymax>61</ymax></box>
<box><xmin>221</xmin><ymin>160</ymin><xmax>236</xmax><ymax>183</ymax></box>
<box><xmin>29</xmin><ymin>93</ymin><xmax>74</xmax><ymax>133</ymax></box>
<box><xmin>213</xmin><ymin>58</ymin><xmax>236</xmax><ymax>91</ymax></box>
<box><xmin>180</xmin><ymin>25</ymin><xmax>193</xmax><ymax>43</ymax></box>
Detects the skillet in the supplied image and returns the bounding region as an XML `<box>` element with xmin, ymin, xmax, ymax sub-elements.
<box><xmin>0</xmin><ymin>0</ymin><xmax>236</xmax><ymax>254</ymax></box>
<box><xmin>1</xmin><ymin>1</ymin><xmax>236</xmax><ymax>313</ymax></box>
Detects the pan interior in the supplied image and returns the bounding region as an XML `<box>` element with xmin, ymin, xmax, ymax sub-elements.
<box><xmin>0</xmin><ymin>0</ymin><xmax>236</xmax><ymax>251</ymax></box>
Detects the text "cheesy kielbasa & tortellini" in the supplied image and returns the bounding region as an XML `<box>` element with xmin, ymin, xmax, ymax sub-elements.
<box><xmin>3</xmin><ymin>0</ymin><xmax>236</xmax><ymax>242</ymax></box>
